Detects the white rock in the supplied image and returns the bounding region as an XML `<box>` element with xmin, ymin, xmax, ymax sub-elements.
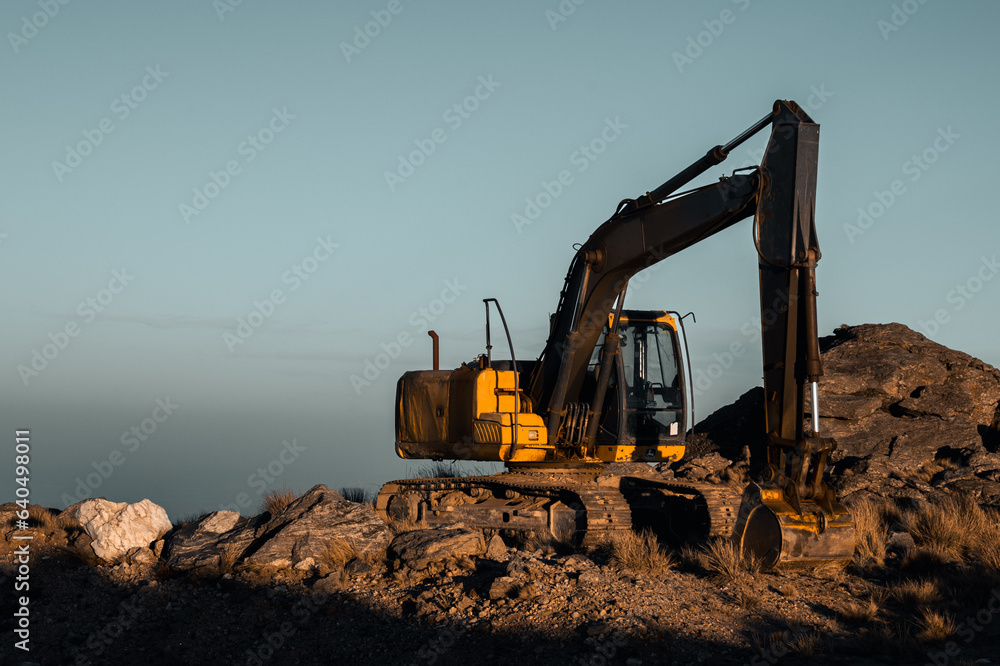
<box><xmin>67</xmin><ymin>498</ymin><xmax>171</xmax><ymax>563</ymax></box>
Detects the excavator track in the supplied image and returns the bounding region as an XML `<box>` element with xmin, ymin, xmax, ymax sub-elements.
<box><xmin>376</xmin><ymin>469</ymin><xmax>747</xmax><ymax>546</ymax></box>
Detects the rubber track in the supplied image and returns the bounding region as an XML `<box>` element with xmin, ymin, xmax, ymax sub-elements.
<box><xmin>377</xmin><ymin>472</ymin><xmax>746</xmax><ymax>542</ymax></box>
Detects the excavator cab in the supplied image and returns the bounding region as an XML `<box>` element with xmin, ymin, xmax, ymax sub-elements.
<box><xmin>587</xmin><ymin>311</ymin><xmax>688</xmax><ymax>459</ymax></box>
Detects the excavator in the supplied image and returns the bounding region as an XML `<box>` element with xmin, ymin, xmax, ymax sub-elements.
<box><xmin>376</xmin><ymin>100</ymin><xmax>855</xmax><ymax>568</ymax></box>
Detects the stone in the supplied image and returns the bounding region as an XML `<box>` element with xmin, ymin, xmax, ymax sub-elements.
<box><xmin>390</xmin><ymin>527</ymin><xmax>485</xmax><ymax>571</ymax></box>
<box><xmin>489</xmin><ymin>576</ymin><xmax>517</xmax><ymax>600</ymax></box>
<box><xmin>244</xmin><ymin>485</ymin><xmax>390</xmax><ymax>569</ymax></box>
<box><xmin>63</xmin><ymin>498</ymin><xmax>171</xmax><ymax>564</ymax></box>
<box><xmin>485</xmin><ymin>534</ymin><xmax>508</xmax><ymax>560</ymax></box>
<box><xmin>165</xmin><ymin>511</ymin><xmax>245</xmax><ymax>570</ymax></box>
<box><xmin>125</xmin><ymin>546</ymin><xmax>157</xmax><ymax>566</ymax></box>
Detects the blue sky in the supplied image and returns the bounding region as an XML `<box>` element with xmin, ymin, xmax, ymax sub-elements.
<box><xmin>3</xmin><ymin>1</ymin><xmax>998</xmax><ymax>519</ymax></box>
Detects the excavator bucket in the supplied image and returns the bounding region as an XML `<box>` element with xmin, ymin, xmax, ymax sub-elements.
<box><xmin>732</xmin><ymin>483</ymin><xmax>855</xmax><ymax>569</ymax></box>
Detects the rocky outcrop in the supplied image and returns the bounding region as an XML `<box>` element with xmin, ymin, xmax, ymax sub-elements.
<box><xmin>690</xmin><ymin>323</ymin><xmax>1000</xmax><ymax>504</ymax></box>
<box><xmin>165</xmin><ymin>511</ymin><xmax>244</xmax><ymax>570</ymax></box>
<box><xmin>62</xmin><ymin>498</ymin><xmax>171</xmax><ymax>563</ymax></box>
<box><xmin>242</xmin><ymin>484</ymin><xmax>390</xmax><ymax>569</ymax></box>
<box><xmin>390</xmin><ymin>528</ymin><xmax>485</xmax><ymax>571</ymax></box>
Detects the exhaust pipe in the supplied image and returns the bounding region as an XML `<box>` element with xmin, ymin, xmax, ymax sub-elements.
<box><xmin>428</xmin><ymin>330</ymin><xmax>439</xmax><ymax>370</ymax></box>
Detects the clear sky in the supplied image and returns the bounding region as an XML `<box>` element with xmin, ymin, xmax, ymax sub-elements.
<box><xmin>3</xmin><ymin>1</ymin><xmax>998</xmax><ymax>520</ymax></box>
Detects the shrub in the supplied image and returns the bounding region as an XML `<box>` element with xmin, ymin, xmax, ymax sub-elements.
<box><xmin>261</xmin><ymin>488</ymin><xmax>297</xmax><ymax>516</ymax></box>
<box><xmin>609</xmin><ymin>529</ymin><xmax>675</xmax><ymax>576</ymax></box>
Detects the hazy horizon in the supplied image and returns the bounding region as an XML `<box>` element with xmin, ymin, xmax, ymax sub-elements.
<box><xmin>3</xmin><ymin>1</ymin><xmax>998</xmax><ymax>521</ymax></box>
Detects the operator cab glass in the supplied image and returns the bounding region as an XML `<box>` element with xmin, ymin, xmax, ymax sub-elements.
<box><xmin>588</xmin><ymin>311</ymin><xmax>687</xmax><ymax>447</ymax></box>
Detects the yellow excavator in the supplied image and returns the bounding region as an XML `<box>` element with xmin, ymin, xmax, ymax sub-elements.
<box><xmin>376</xmin><ymin>100</ymin><xmax>855</xmax><ymax>568</ymax></box>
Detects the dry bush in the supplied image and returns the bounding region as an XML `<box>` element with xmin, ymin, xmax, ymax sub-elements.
<box><xmin>790</xmin><ymin>631</ymin><xmax>823</xmax><ymax>657</ymax></box>
<box><xmin>321</xmin><ymin>540</ymin><xmax>357</xmax><ymax>571</ymax></box>
<box><xmin>517</xmin><ymin>582</ymin><xmax>540</xmax><ymax>600</ymax></box>
<box><xmin>900</xmin><ymin>542</ymin><xmax>957</xmax><ymax>576</ymax></box>
<box><xmin>840</xmin><ymin>598</ymin><xmax>880</xmax><ymax>623</ymax></box>
<box><xmin>383</xmin><ymin>512</ymin><xmax>419</xmax><ymax>536</ymax></box>
<box><xmin>338</xmin><ymin>487</ymin><xmax>371</xmax><ymax>504</ymax></box>
<box><xmin>890</xmin><ymin>578</ymin><xmax>940</xmax><ymax>606</ymax></box>
<box><xmin>261</xmin><ymin>488</ymin><xmax>297</xmax><ymax>516</ymax></box>
<box><xmin>973</xmin><ymin>506</ymin><xmax>1000</xmax><ymax>572</ymax></box>
<box><xmin>609</xmin><ymin>529</ymin><xmax>675</xmax><ymax>576</ymax></box>
<box><xmin>916</xmin><ymin>609</ymin><xmax>956</xmax><ymax>644</ymax></box>
<box><xmin>24</xmin><ymin>504</ymin><xmax>57</xmax><ymax>529</ymax></box>
<box><xmin>776</xmin><ymin>582</ymin><xmax>798</xmax><ymax>598</ymax></box>
<box><xmin>848</xmin><ymin>497</ymin><xmax>888</xmax><ymax>566</ymax></box>
<box><xmin>735</xmin><ymin>587</ymin><xmax>760</xmax><ymax>610</ymax></box>
<box><xmin>678</xmin><ymin>544</ymin><xmax>704</xmax><ymax>570</ymax></box>
<box><xmin>218</xmin><ymin>545</ymin><xmax>241</xmax><ymax>575</ymax></box>
<box><xmin>701</xmin><ymin>537</ymin><xmax>760</xmax><ymax>586</ymax></box>
<box><xmin>901</xmin><ymin>494</ymin><xmax>985</xmax><ymax>561</ymax></box>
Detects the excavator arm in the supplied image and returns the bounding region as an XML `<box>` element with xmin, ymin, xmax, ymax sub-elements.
<box><xmin>528</xmin><ymin>100</ymin><xmax>854</xmax><ymax>565</ymax></box>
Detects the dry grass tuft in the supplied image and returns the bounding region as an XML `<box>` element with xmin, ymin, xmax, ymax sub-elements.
<box><xmin>776</xmin><ymin>582</ymin><xmax>798</xmax><ymax>598</ymax></box>
<box><xmin>24</xmin><ymin>504</ymin><xmax>57</xmax><ymax>529</ymax></box>
<box><xmin>901</xmin><ymin>494</ymin><xmax>985</xmax><ymax>560</ymax></box>
<box><xmin>890</xmin><ymin>578</ymin><xmax>940</xmax><ymax>606</ymax></box>
<box><xmin>218</xmin><ymin>545</ymin><xmax>241</xmax><ymax>575</ymax></box>
<box><xmin>609</xmin><ymin>529</ymin><xmax>675</xmax><ymax>576</ymax></box>
<box><xmin>338</xmin><ymin>487</ymin><xmax>371</xmax><ymax>504</ymax></box>
<box><xmin>383</xmin><ymin>512</ymin><xmax>419</xmax><ymax>535</ymax></box>
<box><xmin>900</xmin><ymin>542</ymin><xmax>956</xmax><ymax>576</ymax></box>
<box><xmin>916</xmin><ymin>609</ymin><xmax>956</xmax><ymax>644</ymax></box>
<box><xmin>261</xmin><ymin>488</ymin><xmax>297</xmax><ymax>516</ymax></box>
<box><xmin>735</xmin><ymin>587</ymin><xmax>760</xmax><ymax>610</ymax></box>
<box><xmin>320</xmin><ymin>540</ymin><xmax>357</xmax><ymax>572</ymax></box>
<box><xmin>701</xmin><ymin>537</ymin><xmax>761</xmax><ymax>586</ymax></box>
<box><xmin>848</xmin><ymin>497</ymin><xmax>888</xmax><ymax>566</ymax></box>
<box><xmin>790</xmin><ymin>631</ymin><xmax>823</xmax><ymax>657</ymax></box>
<box><xmin>840</xmin><ymin>598</ymin><xmax>880</xmax><ymax>623</ymax></box>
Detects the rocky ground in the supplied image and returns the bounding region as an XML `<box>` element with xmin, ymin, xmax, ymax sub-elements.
<box><xmin>3</xmin><ymin>323</ymin><xmax>1000</xmax><ymax>666</ymax></box>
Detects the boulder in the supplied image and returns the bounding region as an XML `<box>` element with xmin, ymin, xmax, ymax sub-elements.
<box><xmin>689</xmin><ymin>323</ymin><xmax>1000</xmax><ymax>505</ymax></box>
<box><xmin>390</xmin><ymin>527</ymin><xmax>485</xmax><ymax>571</ymax></box>
<box><xmin>485</xmin><ymin>534</ymin><xmax>508</xmax><ymax>560</ymax></box>
<box><xmin>62</xmin><ymin>498</ymin><xmax>171</xmax><ymax>563</ymax></box>
<box><xmin>165</xmin><ymin>510</ymin><xmax>244</xmax><ymax>570</ymax></box>
<box><xmin>243</xmin><ymin>485</ymin><xmax>390</xmax><ymax>569</ymax></box>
